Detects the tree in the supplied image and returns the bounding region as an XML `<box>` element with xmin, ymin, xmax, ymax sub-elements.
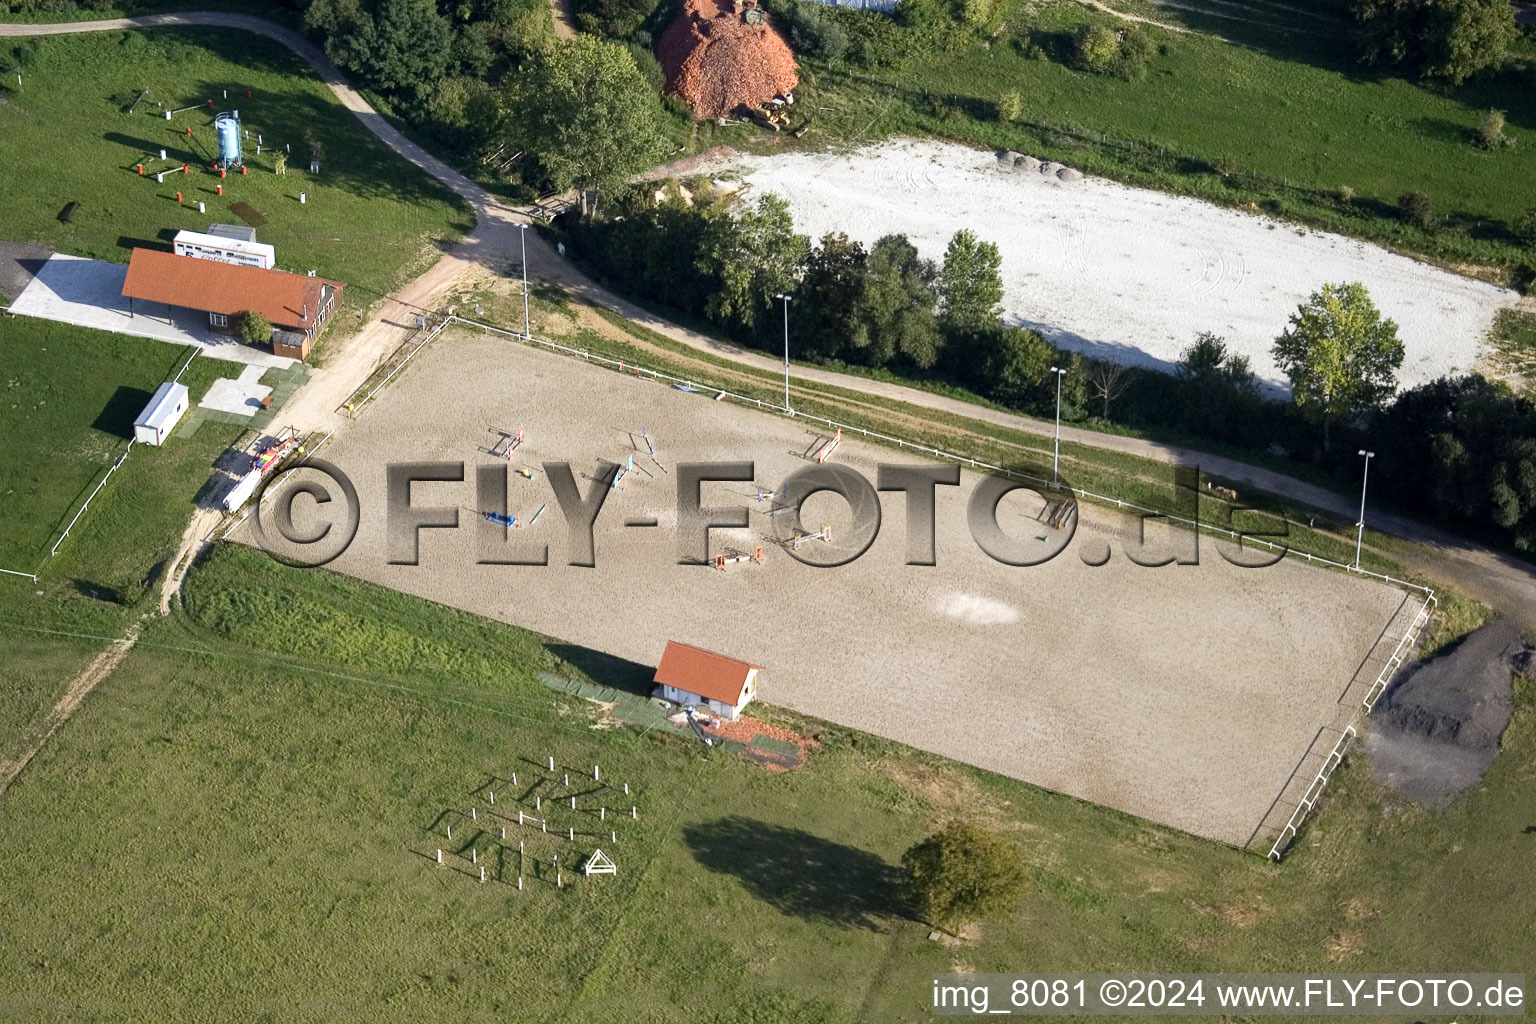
<box><xmin>1062</xmin><ymin>352</ymin><xmax>1090</xmax><ymax>420</ymax></box>
<box><xmin>980</xmin><ymin>326</ymin><xmax>1053</xmax><ymax>407</ymax></box>
<box><xmin>1272</xmin><ymin>282</ymin><xmax>1404</xmax><ymax>451</ymax></box>
<box><xmin>938</xmin><ymin>229</ymin><xmax>1003</xmax><ymax>337</ymax></box>
<box><xmin>1355</xmin><ymin>0</ymin><xmax>1515</xmax><ymax>83</ymax></box>
<box><xmin>698</xmin><ymin>193</ymin><xmax>809</xmax><ymax>339</ymax></box>
<box><xmin>330</xmin><ymin>0</ymin><xmax>454</xmax><ymax>100</ymax></box>
<box><xmin>1376</xmin><ymin>375</ymin><xmax>1536</xmax><ymax>550</ymax></box>
<box><xmin>1071</xmin><ymin>23</ymin><xmax>1119</xmax><ymax>73</ymax></box>
<box><xmin>1087</xmin><ymin>359</ymin><xmax>1132</xmax><ymax>419</ymax></box>
<box><xmin>1175</xmin><ymin>332</ymin><xmax>1260</xmax><ymax>440</ymax></box>
<box><xmin>900</xmin><ymin>821</ymin><xmax>1029</xmax><ymax>934</ymax></box>
<box><xmin>797</xmin><ymin>232</ymin><xmax>869</xmax><ymax>362</ymax></box>
<box><xmin>852</xmin><ymin>234</ymin><xmax>941</xmax><ymax>368</ymax></box>
<box><xmin>500</xmin><ymin>36</ymin><xmax>668</xmax><ymax>193</ymax></box>
<box><xmin>241</xmin><ymin>311</ymin><xmax>273</xmax><ymax>347</ymax></box>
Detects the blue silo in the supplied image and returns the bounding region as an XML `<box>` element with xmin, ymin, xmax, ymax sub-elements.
<box><xmin>214</xmin><ymin>111</ymin><xmax>242</xmax><ymax>166</ymax></box>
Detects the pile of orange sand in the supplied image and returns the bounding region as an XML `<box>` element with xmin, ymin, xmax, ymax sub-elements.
<box><xmin>657</xmin><ymin>0</ymin><xmax>798</xmax><ymax>119</ymax></box>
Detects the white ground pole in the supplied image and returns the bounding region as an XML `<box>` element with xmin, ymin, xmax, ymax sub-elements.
<box><xmin>519</xmin><ymin>224</ymin><xmax>531</xmax><ymax>340</ymax></box>
<box><xmin>1354</xmin><ymin>449</ymin><xmax>1375</xmax><ymax>570</ymax></box>
<box><xmin>1049</xmin><ymin>365</ymin><xmax>1067</xmax><ymax>486</ymax></box>
<box><xmin>775</xmin><ymin>293</ymin><xmax>792</xmax><ymax>413</ymax></box>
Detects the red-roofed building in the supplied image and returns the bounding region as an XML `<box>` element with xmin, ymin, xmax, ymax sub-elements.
<box><xmin>653</xmin><ymin>641</ymin><xmax>761</xmax><ymax>720</ymax></box>
<box><xmin>120</xmin><ymin>248</ymin><xmax>342</xmax><ymax>360</ymax></box>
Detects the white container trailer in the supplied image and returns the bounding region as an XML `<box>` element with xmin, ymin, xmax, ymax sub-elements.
<box><xmin>133</xmin><ymin>382</ymin><xmax>189</xmax><ymax>446</ymax></box>
<box><xmin>172</xmin><ymin>229</ymin><xmax>276</xmax><ymax>270</ymax></box>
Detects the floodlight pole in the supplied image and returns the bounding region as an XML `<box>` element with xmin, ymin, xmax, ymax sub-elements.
<box><xmin>1049</xmin><ymin>366</ymin><xmax>1068</xmax><ymax>486</ymax></box>
<box><xmin>1353</xmin><ymin>449</ymin><xmax>1374</xmax><ymax>570</ymax></box>
<box><xmin>518</xmin><ymin>224</ymin><xmax>531</xmax><ymax>339</ymax></box>
<box><xmin>775</xmin><ymin>292</ymin><xmax>791</xmax><ymax>414</ymax></box>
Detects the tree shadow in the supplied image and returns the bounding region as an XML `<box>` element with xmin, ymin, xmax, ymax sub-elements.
<box><xmin>682</xmin><ymin>815</ymin><xmax>907</xmax><ymax>930</ymax></box>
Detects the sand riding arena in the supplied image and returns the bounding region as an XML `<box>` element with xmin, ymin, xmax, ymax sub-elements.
<box><xmin>244</xmin><ymin>328</ymin><xmax>1423</xmax><ymax>849</ymax></box>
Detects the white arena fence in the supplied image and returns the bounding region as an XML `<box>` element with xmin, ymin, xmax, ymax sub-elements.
<box><xmin>448</xmin><ymin>314</ymin><xmax>1432</xmax><ymax>599</ymax></box>
<box><xmin>189</xmin><ymin>308</ymin><xmax>1434</xmax><ymax>860</ymax></box>
<box><xmin>1265</xmin><ymin>588</ymin><xmax>1436</xmax><ymax>862</ymax></box>
<box><xmin>449</xmin><ymin>312</ymin><xmax>1439</xmax><ymax>863</ymax></box>
<box><xmin>52</xmin><ymin>442</ymin><xmax>136</xmax><ymax>558</ymax></box>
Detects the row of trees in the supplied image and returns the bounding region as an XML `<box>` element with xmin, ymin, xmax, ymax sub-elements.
<box><xmin>1354</xmin><ymin>0</ymin><xmax>1517</xmax><ymax>84</ymax></box>
<box><xmin>567</xmin><ymin>185</ymin><xmax>1536</xmax><ymax>552</ymax></box>
<box><xmin>568</xmin><ymin>186</ymin><xmax>1087</xmax><ymax>412</ymax></box>
<box><xmin>301</xmin><ymin>0</ymin><xmax>668</xmax><ymax>192</ymax></box>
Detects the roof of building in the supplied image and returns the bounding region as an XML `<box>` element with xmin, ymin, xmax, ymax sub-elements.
<box><xmin>654</xmin><ymin>640</ymin><xmax>760</xmax><ymax>705</ymax></box>
<box><xmin>134</xmin><ymin>381</ymin><xmax>189</xmax><ymax>431</ymax></box>
<box><xmin>207</xmin><ymin>223</ymin><xmax>258</xmax><ymax>242</ymax></box>
<box><xmin>121</xmin><ymin>248</ymin><xmax>340</xmax><ymax>329</ymax></box>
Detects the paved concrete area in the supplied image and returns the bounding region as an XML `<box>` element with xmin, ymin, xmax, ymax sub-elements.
<box><xmin>8</xmin><ymin>254</ymin><xmax>294</xmax><ymax>369</ymax></box>
<box><xmin>200</xmin><ymin>364</ymin><xmax>273</xmax><ymax>416</ymax></box>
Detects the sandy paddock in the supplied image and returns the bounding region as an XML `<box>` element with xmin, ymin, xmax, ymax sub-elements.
<box><xmin>724</xmin><ymin>139</ymin><xmax>1515</xmax><ymax>392</ymax></box>
<box><xmin>260</xmin><ymin>330</ymin><xmax>1409</xmax><ymax>845</ymax></box>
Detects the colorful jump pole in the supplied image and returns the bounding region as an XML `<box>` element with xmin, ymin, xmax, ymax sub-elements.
<box><xmin>815</xmin><ymin>428</ymin><xmax>843</xmax><ymax>464</ymax></box>
<box><xmin>791</xmin><ymin>526</ymin><xmax>833</xmax><ymax>552</ymax></box>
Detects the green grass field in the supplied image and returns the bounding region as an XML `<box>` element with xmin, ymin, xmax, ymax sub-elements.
<box><xmin>0</xmin><ymin>27</ymin><xmax>470</xmax><ymax>301</ymax></box>
<box><xmin>747</xmin><ymin>0</ymin><xmax>1536</xmax><ymax>274</ymax></box>
<box><xmin>0</xmin><ymin>543</ymin><xmax>1527</xmax><ymax>1022</ymax></box>
<box><xmin>0</xmin><ymin>317</ymin><xmax>255</xmax><ymax>615</ymax></box>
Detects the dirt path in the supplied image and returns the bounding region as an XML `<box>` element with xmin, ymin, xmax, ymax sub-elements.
<box><xmin>549</xmin><ymin>0</ymin><xmax>579</xmax><ymax>39</ymax></box>
<box><xmin>5</xmin><ymin>13</ymin><xmax>1533</xmax><ymax>630</ymax></box>
<box><xmin>0</xmin><ymin>624</ymin><xmax>140</xmax><ymax>798</ymax></box>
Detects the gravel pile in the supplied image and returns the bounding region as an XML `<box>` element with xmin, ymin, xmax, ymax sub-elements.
<box><xmin>658</xmin><ymin>0</ymin><xmax>798</xmax><ymax>120</ymax></box>
<box><xmin>1367</xmin><ymin>619</ymin><xmax>1529</xmax><ymax>805</ymax></box>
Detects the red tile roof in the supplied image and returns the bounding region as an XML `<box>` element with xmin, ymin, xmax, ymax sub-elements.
<box><xmin>121</xmin><ymin>248</ymin><xmax>342</xmax><ymax>330</ymax></box>
<box><xmin>654</xmin><ymin>641</ymin><xmax>760</xmax><ymax>705</ymax></box>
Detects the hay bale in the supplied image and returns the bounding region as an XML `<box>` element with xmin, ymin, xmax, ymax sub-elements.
<box><xmin>1038</xmin><ymin>161</ymin><xmax>1061</xmax><ymax>177</ymax></box>
<box><xmin>1014</xmin><ymin>155</ymin><xmax>1040</xmax><ymax>172</ymax></box>
<box><xmin>1056</xmin><ymin>167</ymin><xmax>1083</xmax><ymax>182</ymax></box>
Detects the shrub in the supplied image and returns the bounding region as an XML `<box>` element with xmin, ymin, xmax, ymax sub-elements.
<box><xmin>774</xmin><ymin>0</ymin><xmax>850</xmax><ymax>61</ymax></box>
<box><xmin>996</xmin><ymin>89</ymin><xmax>1022</xmax><ymax>122</ymax></box>
<box><xmin>1112</xmin><ymin>27</ymin><xmax>1153</xmax><ymax>79</ymax></box>
<box><xmin>241</xmin><ymin>311</ymin><xmax>273</xmax><ymax>347</ymax></box>
<box><xmin>1514</xmin><ymin>207</ymin><xmax>1536</xmax><ymax>248</ymax></box>
<box><xmin>1071</xmin><ymin>22</ymin><xmax>1120</xmax><ymax>73</ymax></box>
<box><xmin>897</xmin><ymin>0</ymin><xmax>943</xmax><ymax>30</ymax></box>
<box><xmin>961</xmin><ymin>0</ymin><xmax>994</xmax><ymax>27</ymax></box>
<box><xmin>1398</xmin><ymin>190</ymin><xmax>1435</xmax><ymax>229</ymax></box>
<box><xmin>1513</xmin><ymin>264</ymin><xmax>1535</xmax><ymax>296</ymax></box>
<box><xmin>626</xmin><ymin>41</ymin><xmax>665</xmax><ymax>92</ymax></box>
<box><xmin>1473</xmin><ymin>108</ymin><xmax>1512</xmax><ymax>150</ymax></box>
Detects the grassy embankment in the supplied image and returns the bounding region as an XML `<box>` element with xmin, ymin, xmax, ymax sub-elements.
<box><xmin>0</xmin><ymin>541</ymin><xmax>1527</xmax><ymax>1022</ymax></box>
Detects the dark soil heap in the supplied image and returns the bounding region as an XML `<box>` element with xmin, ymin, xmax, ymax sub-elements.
<box><xmin>657</xmin><ymin>0</ymin><xmax>798</xmax><ymax>120</ymax></box>
<box><xmin>1367</xmin><ymin>619</ymin><xmax>1529</xmax><ymax>805</ymax></box>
